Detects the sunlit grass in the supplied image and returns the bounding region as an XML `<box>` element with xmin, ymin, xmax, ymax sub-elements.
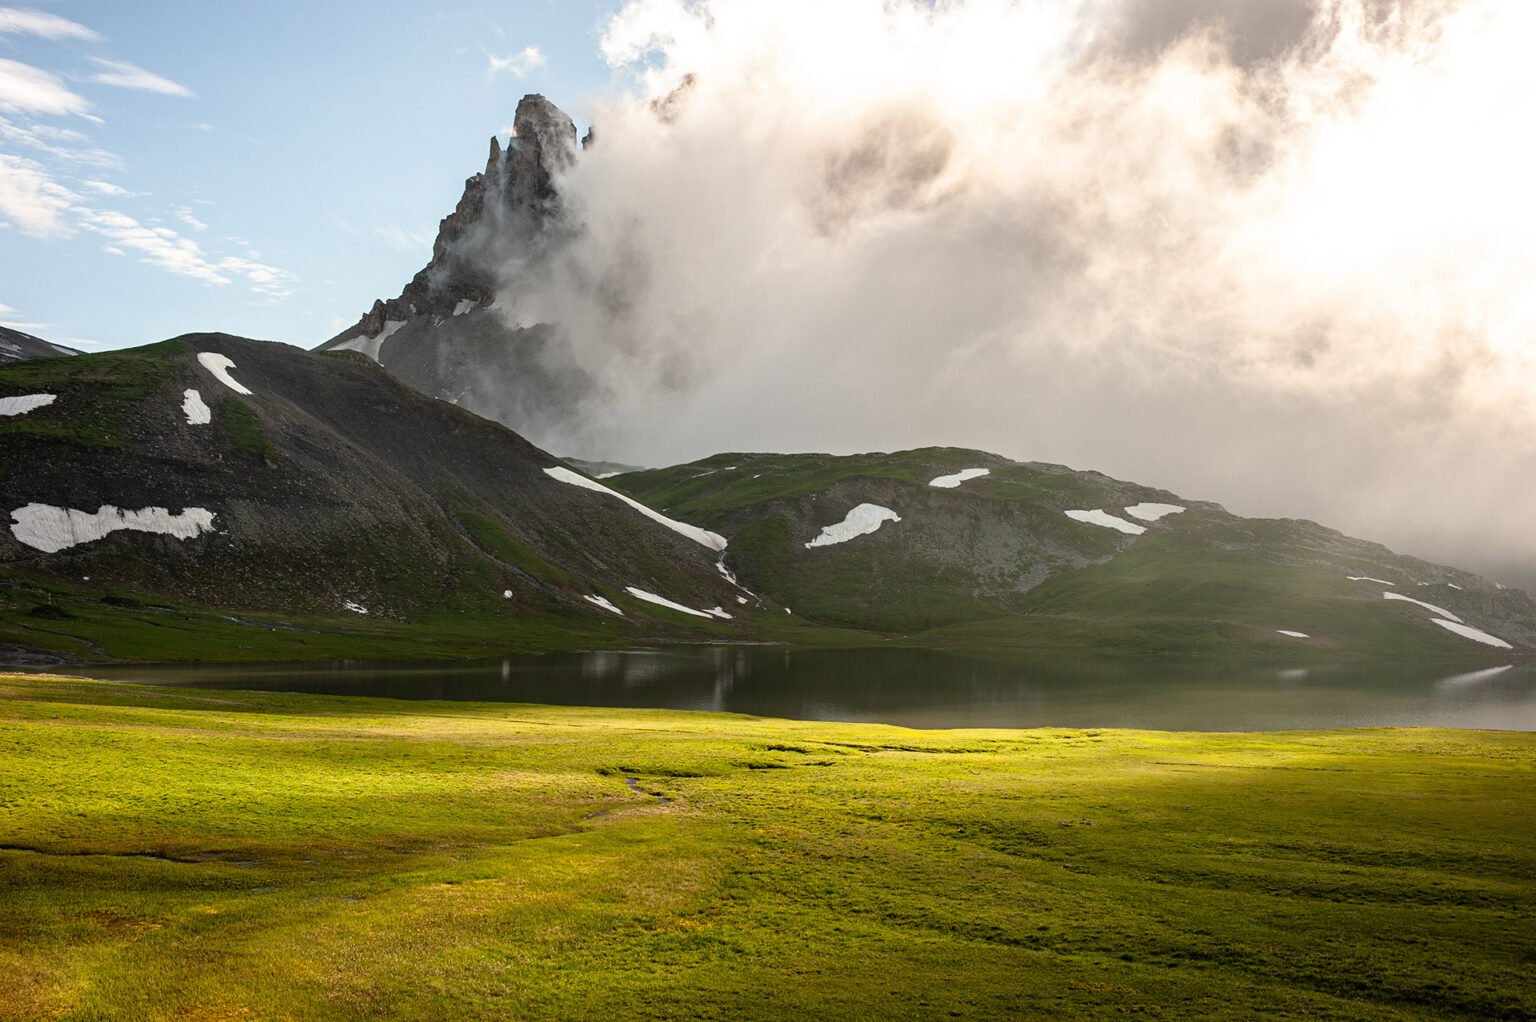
<box><xmin>1</xmin><ymin>674</ymin><xmax>1532</xmax><ymax>1019</ymax></box>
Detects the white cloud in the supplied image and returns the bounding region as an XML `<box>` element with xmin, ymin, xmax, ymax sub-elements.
<box><xmin>0</xmin><ymin>115</ymin><xmax>121</xmax><ymax>168</ymax></box>
<box><xmin>0</xmin><ymin>8</ymin><xmax>99</xmax><ymax>41</ymax></box>
<box><xmin>76</xmin><ymin>207</ymin><xmax>294</xmax><ymax>297</ymax></box>
<box><xmin>87</xmin><ymin>58</ymin><xmax>193</xmax><ymax>98</ymax></box>
<box><xmin>488</xmin><ymin>45</ymin><xmax>545</xmax><ymax>77</ymax></box>
<box><xmin>80</xmin><ymin>179</ymin><xmax>137</xmax><ymax>197</ymax></box>
<box><xmin>0</xmin><ymin>151</ymin><xmax>76</xmax><ymax>234</ymax></box>
<box><xmin>173</xmin><ymin>205</ymin><xmax>207</xmax><ymax>231</ymax></box>
<box><xmin>0</xmin><ymin>58</ymin><xmax>91</xmax><ymax>115</ymax></box>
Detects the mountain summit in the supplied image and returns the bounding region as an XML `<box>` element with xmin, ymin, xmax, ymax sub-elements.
<box><xmin>317</xmin><ymin>94</ymin><xmax>590</xmax><ymax>437</ymax></box>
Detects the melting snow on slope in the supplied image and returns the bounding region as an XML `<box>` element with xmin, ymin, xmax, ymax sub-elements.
<box><xmin>452</xmin><ymin>299</ymin><xmax>477</xmax><ymax>316</ymax></box>
<box><xmin>1347</xmin><ymin>576</ymin><xmax>1396</xmax><ymax>585</ymax></box>
<box><xmin>584</xmin><ymin>594</ymin><xmax>624</xmax><ymax>616</ymax></box>
<box><xmin>182</xmin><ymin>389</ymin><xmax>210</xmax><ymax>425</ymax></box>
<box><xmin>1276</xmin><ymin>630</ymin><xmax>1310</xmax><ymax>639</ymax></box>
<box><xmin>1431</xmin><ymin>619</ymin><xmax>1512</xmax><ymax>649</ymax></box>
<box><xmin>332</xmin><ymin>319</ymin><xmax>405</xmax><ymax>361</ymax></box>
<box><xmin>10</xmin><ymin>503</ymin><xmax>216</xmax><ymax>553</ymax></box>
<box><xmin>1384</xmin><ymin>591</ymin><xmax>1462</xmax><ymax>624</ymax></box>
<box><xmin>805</xmin><ymin>504</ymin><xmax>901</xmax><ymax>548</ymax></box>
<box><xmin>343</xmin><ymin>601</ymin><xmax>368</xmax><ymax>615</ymax></box>
<box><xmin>196</xmin><ymin>353</ymin><xmax>252</xmax><ymax>395</ymax></box>
<box><xmin>0</xmin><ymin>393</ymin><xmax>56</xmax><ymax>417</ymax></box>
<box><xmin>1124</xmin><ymin>503</ymin><xmax>1185</xmax><ymax>522</ymax></box>
<box><xmin>625</xmin><ymin>586</ymin><xmax>714</xmax><ymax>619</ymax></box>
<box><xmin>929</xmin><ymin>468</ymin><xmax>989</xmax><ymax>489</ymax></box>
<box><xmin>1064</xmin><ymin>509</ymin><xmax>1145</xmax><ymax>536</ymax></box>
<box><xmin>544</xmin><ymin>466</ymin><xmax>727</xmax><ymax>552</ymax></box>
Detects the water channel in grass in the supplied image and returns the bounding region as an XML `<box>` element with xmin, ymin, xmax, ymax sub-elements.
<box><xmin>51</xmin><ymin>646</ymin><xmax>1536</xmax><ymax>731</ymax></box>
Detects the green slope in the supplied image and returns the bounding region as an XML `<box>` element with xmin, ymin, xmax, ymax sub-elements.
<box><xmin>613</xmin><ymin>449</ymin><xmax>1536</xmax><ymax>659</ymax></box>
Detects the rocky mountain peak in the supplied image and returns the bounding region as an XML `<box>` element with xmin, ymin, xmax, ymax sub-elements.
<box><xmin>323</xmin><ymin>94</ymin><xmax>578</xmax><ymax>347</ymax></box>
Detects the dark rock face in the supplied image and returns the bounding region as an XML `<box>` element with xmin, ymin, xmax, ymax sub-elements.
<box><xmin>0</xmin><ymin>326</ymin><xmax>80</xmax><ymax>364</ymax></box>
<box><xmin>319</xmin><ymin>95</ymin><xmax>587</xmax><ymax>440</ymax></box>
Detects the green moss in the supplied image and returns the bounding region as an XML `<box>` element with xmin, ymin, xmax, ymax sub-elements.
<box><xmin>0</xmin><ymin>340</ymin><xmax>187</xmax><ymax>450</ymax></box>
<box><xmin>217</xmin><ymin>396</ymin><xmax>275</xmax><ymax>460</ymax></box>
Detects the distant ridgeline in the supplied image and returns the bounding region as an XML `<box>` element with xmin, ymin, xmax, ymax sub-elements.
<box><xmin>2</xmin><ymin>334</ymin><xmax>1533</xmax><ymax>663</ymax></box>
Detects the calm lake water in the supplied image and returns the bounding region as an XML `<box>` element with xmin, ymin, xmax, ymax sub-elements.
<box><xmin>51</xmin><ymin>646</ymin><xmax>1536</xmax><ymax>731</ymax></box>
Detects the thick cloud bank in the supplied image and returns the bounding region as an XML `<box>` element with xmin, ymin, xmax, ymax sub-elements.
<box><xmin>497</xmin><ymin>0</ymin><xmax>1536</xmax><ymax>585</ymax></box>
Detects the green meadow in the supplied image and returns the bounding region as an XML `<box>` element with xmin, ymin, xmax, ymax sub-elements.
<box><xmin>2</xmin><ymin>673</ymin><xmax>1533</xmax><ymax>1020</ymax></box>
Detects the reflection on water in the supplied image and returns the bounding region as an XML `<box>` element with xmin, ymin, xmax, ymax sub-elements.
<box><xmin>47</xmin><ymin>647</ymin><xmax>1536</xmax><ymax>731</ymax></box>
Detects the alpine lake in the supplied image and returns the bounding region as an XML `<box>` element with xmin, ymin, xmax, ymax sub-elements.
<box><xmin>52</xmin><ymin>645</ymin><xmax>1536</xmax><ymax>731</ymax></box>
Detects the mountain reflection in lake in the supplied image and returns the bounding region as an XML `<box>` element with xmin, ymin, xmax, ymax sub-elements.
<box><xmin>53</xmin><ymin>647</ymin><xmax>1536</xmax><ymax>731</ymax></box>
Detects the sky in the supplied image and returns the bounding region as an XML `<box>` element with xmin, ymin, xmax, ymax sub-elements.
<box><xmin>0</xmin><ymin>0</ymin><xmax>616</xmax><ymax>349</ymax></box>
<box><xmin>2</xmin><ymin>0</ymin><xmax>1533</xmax><ymax>589</ymax></box>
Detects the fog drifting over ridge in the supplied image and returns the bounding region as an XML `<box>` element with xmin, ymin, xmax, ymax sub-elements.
<box><xmin>489</xmin><ymin>0</ymin><xmax>1535</xmax><ymax>586</ymax></box>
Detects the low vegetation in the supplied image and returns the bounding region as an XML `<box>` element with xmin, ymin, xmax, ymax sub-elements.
<box><xmin>2</xmin><ymin>674</ymin><xmax>1531</xmax><ymax>1019</ymax></box>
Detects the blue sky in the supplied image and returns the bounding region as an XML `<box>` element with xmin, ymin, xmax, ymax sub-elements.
<box><xmin>0</xmin><ymin>1</ymin><xmax>618</xmax><ymax>350</ymax></box>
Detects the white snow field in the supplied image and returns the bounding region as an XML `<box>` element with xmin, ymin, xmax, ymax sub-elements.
<box><xmin>584</xmin><ymin>594</ymin><xmax>624</xmax><ymax>616</ymax></box>
<box><xmin>928</xmin><ymin>468</ymin><xmax>989</xmax><ymax>488</ymax></box>
<box><xmin>625</xmin><ymin>586</ymin><xmax>714</xmax><ymax>619</ymax></box>
<box><xmin>10</xmin><ymin>503</ymin><xmax>216</xmax><ymax>554</ymax></box>
<box><xmin>704</xmin><ymin>606</ymin><xmax>733</xmax><ymax>619</ymax></box>
<box><xmin>1276</xmin><ymin>630</ymin><xmax>1310</xmax><ymax>638</ymax></box>
<box><xmin>1383</xmin><ymin>591</ymin><xmax>1462</xmax><ymax>623</ymax></box>
<box><xmin>805</xmin><ymin>504</ymin><xmax>901</xmax><ymax>548</ymax></box>
<box><xmin>0</xmin><ymin>393</ymin><xmax>56</xmax><ymax>416</ymax></box>
<box><xmin>544</xmin><ymin>466</ymin><xmax>727</xmax><ymax>552</ymax></box>
<box><xmin>1431</xmin><ymin>619</ymin><xmax>1512</xmax><ymax>649</ymax></box>
<box><xmin>181</xmin><ymin>389</ymin><xmax>210</xmax><ymax>425</ymax></box>
<box><xmin>1347</xmin><ymin>576</ymin><xmax>1396</xmax><ymax>585</ymax></box>
<box><xmin>196</xmin><ymin>352</ymin><xmax>253</xmax><ymax>395</ymax></box>
<box><xmin>1124</xmin><ymin>502</ymin><xmax>1185</xmax><ymax>522</ymax></box>
<box><xmin>452</xmin><ymin>300</ymin><xmax>477</xmax><ymax>316</ymax></box>
<box><xmin>342</xmin><ymin>601</ymin><xmax>369</xmax><ymax>615</ymax></box>
<box><xmin>1064</xmin><ymin>509</ymin><xmax>1146</xmax><ymax>536</ymax></box>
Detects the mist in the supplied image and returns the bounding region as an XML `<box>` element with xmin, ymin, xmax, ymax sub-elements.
<box><xmin>487</xmin><ymin>0</ymin><xmax>1536</xmax><ymax>587</ymax></box>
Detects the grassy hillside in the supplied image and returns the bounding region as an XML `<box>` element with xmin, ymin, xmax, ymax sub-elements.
<box><xmin>2</xmin><ymin>674</ymin><xmax>1532</xmax><ymax>1020</ymax></box>
<box><xmin>614</xmin><ymin>450</ymin><xmax>1536</xmax><ymax>658</ymax></box>
<box><xmin>0</xmin><ymin>336</ymin><xmax>763</xmax><ymax>662</ymax></box>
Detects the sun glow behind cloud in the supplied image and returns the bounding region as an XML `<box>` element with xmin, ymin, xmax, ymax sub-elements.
<box><xmin>490</xmin><ymin>0</ymin><xmax>1536</xmax><ymax>579</ymax></box>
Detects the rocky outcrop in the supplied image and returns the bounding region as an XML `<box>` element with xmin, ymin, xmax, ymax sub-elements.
<box><xmin>324</xmin><ymin>94</ymin><xmax>577</xmax><ymax>345</ymax></box>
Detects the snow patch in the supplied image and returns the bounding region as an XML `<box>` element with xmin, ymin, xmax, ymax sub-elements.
<box><xmin>196</xmin><ymin>352</ymin><xmax>252</xmax><ymax>395</ymax></box>
<box><xmin>805</xmin><ymin>503</ymin><xmax>901</xmax><ymax>548</ymax></box>
<box><xmin>452</xmin><ymin>299</ymin><xmax>477</xmax><ymax>317</ymax></box>
<box><xmin>1347</xmin><ymin>576</ymin><xmax>1395</xmax><ymax>585</ymax></box>
<box><xmin>1064</xmin><ymin>509</ymin><xmax>1145</xmax><ymax>536</ymax></box>
<box><xmin>625</xmin><ymin>586</ymin><xmax>714</xmax><ymax>619</ymax></box>
<box><xmin>1384</xmin><ymin>591</ymin><xmax>1462</xmax><ymax>623</ymax></box>
<box><xmin>181</xmin><ymin>389</ymin><xmax>210</xmax><ymax>425</ymax></box>
<box><xmin>596</xmin><ymin>472</ymin><xmax>621</xmax><ymax>479</ymax></box>
<box><xmin>704</xmin><ymin>607</ymin><xmax>733</xmax><ymax>620</ymax></box>
<box><xmin>1447</xmin><ymin>583</ymin><xmax>1463</xmax><ymax>591</ymax></box>
<box><xmin>0</xmin><ymin>393</ymin><xmax>55</xmax><ymax>417</ymax></box>
<box><xmin>502</xmin><ymin>589</ymin><xmax>513</xmax><ymax>599</ymax></box>
<box><xmin>736</xmin><ymin>596</ymin><xmax>749</xmax><ymax>605</ymax></box>
<box><xmin>1431</xmin><ymin>619</ymin><xmax>1512</xmax><ymax>649</ymax></box>
<box><xmin>343</xmin><ymin>601</ymin><xmax>368</xmax><ymax>615</ymax></box>
<box><xmin>544</xmin><ymin>466</ymin><xmax>726</xmax><ymax>552</ymax></box>
<box><xmin>584</xmin><ymin>594</ymin><xmax>624</xmax><ymax>617</ymax></box>
<box><xmin>10</xmin><ymin>503</ymin><xmax>216</xmax><ymax>553</ymax></box>
<box><xmin>1124</xmin><ymin>502</ymin><xmax>1185</xmax><ymax>522</ymax></box>
<box><xmin>929</xmin><ymin>467</ymin><xmax>989</xmax><ymax>489</ymax></box>
<box><xmin>1276</xmin><ymin>630</ymin><xmax>1310</xmax><ymax>639</ymax></box>
<box><xmin>332</xmin><ymin>319</ymin><xmax>405</xmax><ymax>361</ymax></box>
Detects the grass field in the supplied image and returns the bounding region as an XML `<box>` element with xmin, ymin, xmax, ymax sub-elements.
<box><xmin>2</xmin><ymin>674</ymin><xmax>1533</xmax><ymax>1019</ymax></box>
